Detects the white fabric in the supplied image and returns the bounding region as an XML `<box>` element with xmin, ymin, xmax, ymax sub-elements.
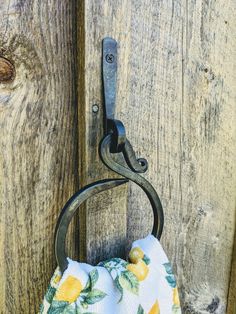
<box><xmin>40</xmin><ymin>234</ymin><xmax>181</xmax><ymax>314</ymax></box>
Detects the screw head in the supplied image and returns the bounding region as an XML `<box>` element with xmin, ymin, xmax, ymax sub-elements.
<box><xmin>105</xmin><ymin>54</ymin><xmax>114</xmax><ymax>63</ymax></box>
<box><xmin>92</xmin><ymin>104</ymin><xmax>99</xmax><ymax>113</ymax></box>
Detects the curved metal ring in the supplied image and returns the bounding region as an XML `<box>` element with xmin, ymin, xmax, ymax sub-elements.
<box><xmin>55</xmin><ymin>178</ymin><xmax>128</xmax><ymax>273</ymax></box>
<box><xmin>55</xmin><ymin>136</ymin><xmax>164</xmax><ymax>272</ymax></box>
<box><xmin>99</xmin><ymin>134</ymin><xmax>164</xmax><ymax>239</ymax></box>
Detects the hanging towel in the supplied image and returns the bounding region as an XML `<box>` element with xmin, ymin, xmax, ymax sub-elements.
<box><xmin>40</xmin><ymin>234</ymin><xmax>181</xmax><ymax>314</ymax></box>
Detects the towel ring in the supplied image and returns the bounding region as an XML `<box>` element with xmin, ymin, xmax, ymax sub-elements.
<box><xmin>54</xmin><ymin>37</ymin><xmax>164</xmax><ymax>273</ymax></box>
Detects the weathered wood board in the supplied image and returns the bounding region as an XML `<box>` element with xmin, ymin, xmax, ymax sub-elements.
<box><xmin>228</xmin><ymin>228</ymin><xmax>236</xmax><ymax>314</ymax></box>
<box><xmin>82</xmin><ymin>1</ymin><xmax>236</xmax><ymax>314</ymax></box>
<box><xmin>0</xmin><ymin>1</ymin><xmax>78</xmax><ymax>313</ymax></box>
<box><xmin>0</xmin><ymin>0</ymin><xmax>235</xmax><ymax>313</ymax></box>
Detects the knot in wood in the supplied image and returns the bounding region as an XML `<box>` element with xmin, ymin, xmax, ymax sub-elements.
<box><xmin>0</xmin><ymin>57</ymin><xmax>15</xmax><ymax>83</ymax></box>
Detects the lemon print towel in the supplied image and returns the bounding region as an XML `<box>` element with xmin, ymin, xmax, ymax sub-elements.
<box><xmin>40</xmin><ymin>235</ymin><xmax>181</xmax><ymax>314</ymax></box>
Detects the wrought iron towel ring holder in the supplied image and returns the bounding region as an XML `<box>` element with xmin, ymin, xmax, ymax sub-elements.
<box><xmin>55</xmin><ymin>37</ymin><xmax>164</xmax><ymax>273</ymax></box>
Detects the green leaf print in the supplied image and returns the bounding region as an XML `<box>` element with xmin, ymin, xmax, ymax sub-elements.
<box><xmin>82</xmin><ymin>279</ymin><xmax>90</xmax><ymax>294</ymax></box>
<box><xmin>98</xmin><ymin>257</ymin><xmax>128</xmax><ymax>270</ymax></box>
<box><xmin>75</xmin><ymin>305</ymin><xmax>82</xmax><ymax>314</ymax></box>
<box><xmin>62</xmin><ymin>304</ymin><xmax>76</xmax><ymax>314</ymax></box>
<box><xmin>76</xmin><ymin>304</ymin><xmax>98</xmax><ymax>314</ymax></box>
<box><xmin>84</xmin><ymin>289</ymin><xmax>107</xmax><ymax>305</ymax></box>
<box><xmin>172</xmin><ymin>304</ymin><xmax>182</xmax><ymax>314</ymax></box>
<box><xmin>118</xmin><ymin>271</ymin><xmax>139</xmax><ymax>295</ymax></box>
<box><xmin>82</xmin><ymin>268</ymin><xmax>99</xmax><ymax>294</ymax></box>
<box><xmin>39</xmin><ymin>303</ymin><xmax>44</xmax><ymax>314</ymax></box>
<box><xmin>48</xmin><ymin>301</ymin><xmax>69</xmax><ymax>314</ymax></box>
<box><xmin>81</xmin><ymin>301</ymin><xmax>89</xmax><ymax>309</ymax></box>
<box><xmin>110</xmin><ymin>257</ymin><xmax>128</xmax><ymax>266</ymax></box>
<box><xmin>45</xmin><ymin>285</ymin><xmax>57</xmax><ymax>303</ymax></box>
<box><xmin>163</xmin><ymin>262</ymin><xmax>173</xmax><ymax>275</ymax></box>
<box><xmin>137</xmin><ymin>304</ymin><xmax>145</xmax><ymax>314</ymax></box>
<box><xmin>76</xmin><ymin>303</ymin><xmax>96</xmax><ymax>314</ymax></box>
<box><xmin>165</xmin><ymin>275</ymin><xmax>176</xmax><ymax>288</ymax></box>
<box><xmin>143</xmin><ymin>254</ymin><xmax>151</xmax><ymax>265</ymax></box>
<box><xmin>114</xmin><ymin>276</ymin><xmax>124</xmax><ymax>303</ymax></box>
<box><xmin>89</xmin><ymin>269</ymin><xmax>99</xmax><ymax>289</ymax></box>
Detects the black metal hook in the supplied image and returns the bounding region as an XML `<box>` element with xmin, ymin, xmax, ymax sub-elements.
<box><xmin>99</xmin><ymin>134</ymin><xmax>164</xmax><ymax>239</ymax></box>
<box><xmin>100</xmin><ymin>37</ymin><xmax>164</xmax><ymax>237</ymax></box>
<box><xmin>54</xmin><ymin>37</ymin><xmax>164</xmax><ymax>273</ymax></box>
<box><xmin>102</xmin><ymin>37</ymin><xmax>126</xmax><ymax>153</ymax></box>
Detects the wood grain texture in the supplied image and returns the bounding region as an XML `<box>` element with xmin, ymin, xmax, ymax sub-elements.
<box><xmin>77</xmin><ymin>0</ymin><xmax>130</xmax><ymax>265</ymax></box>
<box><xmin>0</xmin><ymin>0</ymin><xmax>235</xmax><ymax>313</ymax></box>
<box><xmin>0</xmin><ymin>1</ymin><xmax>78</xmax><ymax>313</ymax></box>
<box><xmin>82</xmin><ymin>0</ymin><xmax>236</xmax><ymax>313</ymax></box>
<box><xmin>228</xmin><ymin>227</ymin><xmax>236</xmax><ymax>314</ymax></box>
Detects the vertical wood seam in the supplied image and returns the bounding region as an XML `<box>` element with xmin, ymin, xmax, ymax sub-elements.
<box><xmin>77</xmin><ymin>0</ymin><xmax>87</xmax><ymax>261</ymax></box>
<box><xmin>227</xmin><ymin>209</ymin><xmax>236</xmax><ymax>314</ymax></box>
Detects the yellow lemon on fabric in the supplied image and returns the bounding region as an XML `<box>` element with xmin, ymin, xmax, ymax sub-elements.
<box><xmin>126</xmin><ymin>259</ymin><xmax>149</xmax><ymax>281</ymax></box>
<box><xmin>173</xmin><ymin>287</ymin><xmax>180</xmax><ymax>306</ymax></box>
<box><xmin>148</xmin><ymin>300</ymin><xmax>160</xmax><ymax>314</ymax></box>
<box><xmin>129</xmin><ymin>247</ymin><xmax>144</xmax><ymax>264</ymax></box>
<box><xmin>55</xmin><ymin>275</ymin><xmax>83</xmax><ymax>303</ymax></box>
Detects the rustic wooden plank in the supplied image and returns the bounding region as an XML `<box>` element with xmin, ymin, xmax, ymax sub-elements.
<box><xmin>0</xmin><ymin>0</ymin><xmax>235</xmax><ymax>313</ymax></box>
<box><xmin>0</xmin><ymin>1</ymin><xmax>78</xmax><ymax>313</ymax></box>
<box><xmin>125</xmin><ymin>1</ymin><xmax>236</xmax><ymax>312</ymax></box>
<box><xmin>228</xmin><ymin>228</ymin><xmax>236</xmax><ymax>314</ymax></box>
<box><xmin>77</xmin><ymin>1</ymin><xmax>132</xmax><ymax>265</ymax></box>
<box><xmin>82</xmin><ymin>0</ymin><xmax>236</xmax><ymax>313</ymax></box>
